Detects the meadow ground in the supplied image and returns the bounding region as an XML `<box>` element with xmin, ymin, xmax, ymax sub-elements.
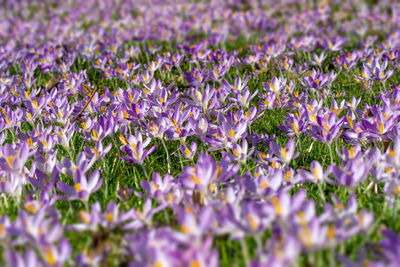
<box><xmin>1</xmin><ymin>0</ymin><xmax>400</xmax><ymax>266</ymax></box>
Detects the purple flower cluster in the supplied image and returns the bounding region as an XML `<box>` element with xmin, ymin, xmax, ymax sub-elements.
<box><xmin>1</xmin><ymin>0</ymin><xmax>400</xmax><ymax>266</ymax></box>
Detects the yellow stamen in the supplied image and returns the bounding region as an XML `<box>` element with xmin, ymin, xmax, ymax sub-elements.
<box><xmin>6</xmin><ymin>156</ymin><xmax>13</xmax><ymax>167</ymax></box>
<box><xmin>74</xmin><ymin>183</ymin><xmax>81</xmax><ymax>192</ymax></box>
<box><xmin>105</xmin><ymin>213</ymin><xmax>113</xmax><ymax>222</ymax></box>
<box><xmin>327</xmin><ymin>227</ymin><xmax>335</xmax><ymax>240</ymax></box>
<box><xmin>44</xmin><ymin>246</ymin><xmax>56</xmax><ymax>265</ymax></box>
<box><xmin>312</xmin><ymin>168</ymin><xmax>320</xmax><ymax>179</ymax></box>
<box><xmin>246</xmin><ymin>214</ymin><xmax>258</xmax><ymax>230</ymax></box>
<box><xmin>271</xmin><ymin>197</ymin><xmax>282</xmax><ymax>215</ymax></box>
<box><xmin>191</xmin><ymin>175</ymin><xmax>201</xmax><ymax>184</ymax></box>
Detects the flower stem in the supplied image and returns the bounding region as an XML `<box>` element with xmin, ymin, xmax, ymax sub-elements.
<box><xmin>141</xmin><ymin>164</ymin><xmax>149</xmax><ymax>179</ymax></box>
<box><xmin>329</xmin><ymin>246</ymin><xmax>335</xmax><ymax>267</ymax></box>
<box><xmin>177</xmin><ymin>148</ymin><xmax>184</xmax><ymax>171</ymax></box>
<box><xmin>318</xmin><ymin>183</ymin><xmax>326</xmax><ymax>202</ymax></box>
<box><xmin>163</xmin><ymin>209</ymin><xmax>170</xmax><ymax>225</ymax></box>
<box><xmin>239</xmin><ymin>238</ymin><xmax>250</xmax><ymax>266</ymax></box>
<box><xmin>161</xmin><ymin>138</ymin><xmax>172</xmax><ymax>174</ymax></box>
<box><xmin>2</xmin><ymin>194</ymin><xmax>8</xmax><ymax>210</ymax></box>
<box><xmin>327</xmin><ymin>143</ymin><xmax>333</xmax><ymax>165</ymax></box>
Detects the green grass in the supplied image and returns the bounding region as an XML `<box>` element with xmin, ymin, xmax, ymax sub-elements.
<box><xmin>1</xmin><ymin>34</ymin><xmax>399</xmax><ymax>266</ymax></box>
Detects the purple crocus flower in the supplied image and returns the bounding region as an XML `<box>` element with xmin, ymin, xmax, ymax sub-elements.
<box><xmin>120</xmin><ymin>141</ymin><xmax>156</xmax><ymax>166</ymax></box>
<box><xmin>228</xmin><ymin>88</ymin><xmax>258</xmax><ymax>109</ymax></box>
<box><xmin>327</xmin><ymin>159</ymin><xmax>369</xmax><ymax>189</ymax></box>
<box><xmin>75</xmin><ymin>251</ymin><xmax>103</xmax><ymax>267</ymax></box>
<box><xmin>297</xmin><ymin>160</ymin><xmax>329</xmax><ymax>184</ymax></box>
<box><xmin>12</xmin><ymin>209</ymin><xmax>63</xmax><ymax>245</ymax></box>
<box><xmin>310</xmin><ymin>51</ymin><xmax>327</xmax><ymax>66</ymax></box>
<box><xmin>364</xmin><ymin>57</ymin><xmax>394</xmax><ymax>81</ymax></box>
<box><xmin>148</xmin><ymin>87</ymin><xmax>179</xmax><ymax>113</ymax></box>
<box><xmin>184</xmin><ymin>67</ymin><xmax>209</xmax><ymax>88</ymax></box>
<box><xmin>58</xmin><ymin>152</ymin><xmax>95</xmax><ymax>178</ymax></box>
<box><xmin>179</xmin><ymin>141</ymin><xmax>198</xmax><ymax>161</ymax></box>
<box><xmin>83</xmin><ymin>141</ymin><xmax>112</xmax><ymax>161</ymax></box>
<box><xmin>263</xmin><ymin>77</ymin><xmax>287</xmax><ymax>95</ymax></box>
<box><xmin>385</xmin><ymin>136</ymin><xmax>400</xmax><ymax>170</ymax></box>
<box><xmin>38</xmin><ymin>238</ymin><xmax>71</xmax><ymax>267</ymax></box>
<box><xmin>176</xmin><ymin>205</ymin><xmax>215</xmax><ymax>238</ymax></box>
<box><xmin>124</xmin><ymin>199</ymin><xmax>167</xmax><ymax>230</ymax></box>
<box><xmin>320</xmin><ymin>36</ymin><xmax>347</xmax><ymax>51</ymax></box>
<box><xmin>222</xmin><ymin>75</ymin><xmax>249</xmax><ymax>94</ymax></box>
<box><xmin>310</xmin><ymin>112</ymin><xmax>345</xmax><ymax>145</ymax></box>
<box><xmin>140</xmin><ymin>172</ymin><xmax>176</xmax><ymax>202</ymax></box>
<box><xmin>379</xmin><ymin>229</ymin><xmax>400</xmax><ymax>265</ymax></box>
<box><xmin>178</xmin><ymin>152</ymin><xmax>217</xmax><ymax>194</ymax></box>
<box><xmin>270</xmin><ymin>139</ymin><xmax>299</xmax><ymax>165</ymax></box>
<box><xmin>57</xmin><ymin>169</ymin><xmax>102</xmax><ymax>204</ymax></box>
<box><xmin>245</xmin><ymin>168</ymin><xmax>283</xmax><ymax>197</ymax></box>
<box><xmin>251</xmin><ymin>235</ymin><xmax>300</xmax><ymax>267</ymax></box>
<box><xmin>69</xmin><ymin>202</ymin><xmax>103</xmax><ymax>232</ymax></box>
<box><xmin>225</xmin><ymin>138</ymin><xmax>254</xmax><ymax>164</ymax></box>
<box><xmin>6</xmin><ymin>249</ymin><xmax>41</xmax><ymax>267</ymax></box>
<box><xmin>361</xmin><ymin>106</ymin><xmax>397</xmax><ymax>140</ymax></box>
<box><xmin>279</xmin><ymin>112</ymin><xmax>308</xmax><ymax>137</ymax></box>
<box><xmin>0</xmin><ymin>142</ymin><xmax>31</xmax><ymax>177</ymax></box>
<box><xmin>295</xmin><ymin>216</ymin><xmax>328</xmax><ymax>252</ymax></box>
<box><xmin>300</xmin><ymin>69</ymin><xmax>337</xmax><ymax>93</ymax></box>
<box><xmin>183</xmin><ymin>84</ymin><xmax>218</xmax><ymax>116</ymax></box>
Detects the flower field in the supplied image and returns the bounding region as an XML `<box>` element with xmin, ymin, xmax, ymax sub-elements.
<box><xmin>2</xmin><ymin>0</ymin><xmax>400</xmax><ymax>266</ymax></box>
